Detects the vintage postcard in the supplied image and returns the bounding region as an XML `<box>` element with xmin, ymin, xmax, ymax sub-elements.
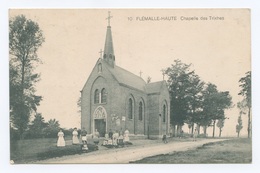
<box><xmin>9</xmin><ymin>9</ymin><xmax>251</xmax><ymax>164</ymax></box>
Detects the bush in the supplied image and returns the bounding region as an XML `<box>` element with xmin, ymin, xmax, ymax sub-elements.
<box><xmin>197</xmin><ymin>134</ymin><xmax>207</xmax><ymax>138</ymax></box>
<box><xmin>43</xmin><ymin>128</ymin><xmax>59</xmax><ymax>138</ymax></box>
<box><xmin>63</xmin><ymin>128</ymin><xmax>74</xmax><ymax>137</ymax></box>
<box><xmin>181</xmin><ymin>132</ymin><xmax>191</xmax><ymax>138</ymax></box>
<box><xmin>10</xmin><ymin>127</ymin><xmax>19</xmax><ymax>141</ymax></box>
<box><xmin>37</xmin><ymin>143</ymin><xmax>97</xmax><ymax>160</ymax></box>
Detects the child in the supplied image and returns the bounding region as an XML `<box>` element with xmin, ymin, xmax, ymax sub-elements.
<box><xmin>162</xmin><ymin>134</ymin><xmax>168</xmax><ymax>144</ymax></box>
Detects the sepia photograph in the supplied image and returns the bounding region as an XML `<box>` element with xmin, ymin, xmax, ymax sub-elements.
<box><xmin>8</xmin><ymin>9</ymin><xmax>251</xmax><ymax>164</ymax></box>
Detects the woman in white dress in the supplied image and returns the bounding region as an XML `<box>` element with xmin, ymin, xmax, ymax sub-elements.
<box><xmin>193</xmin><ymin>129</ymin><xmax>198</xmax><ymax>141</ymax></box>
<box><xmin>113</xmin><ymin>131</ymin><xmax>119</xmax><ymax>146</ymax></box>
<box><xmin>57</xmin><ymin>129</ymin><xmax>66</xmax><ymax>147</ymax></box>
<box><xmin>72</xmin><ymin>128</ymin><xmax>79</xmax><ymax>144</ymax></box>
<box><xmin>124</xmin><ymin>129</ymin><xmax>130</xmax><ymax>142</ymax></box>
<box><xmin>93</xmin><ymin>129</ymin><xmax>100</xmax><ymax>145</ymax></box>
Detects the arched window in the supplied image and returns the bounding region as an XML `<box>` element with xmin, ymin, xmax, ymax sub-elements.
<box><xmin>128</xmin><ymin>98</ymin><xmax>133</xmax><ymax>119</ymax></box>
<box><xmin>103</xmin><ymin>54</ymin><xmax>107</xmax><ymax>60</ymax></box>
<box><xmin>109</xmin><ymin>54</ymin><xmax>113</xmax><ymax>60</ymax></box>
<box><xmin>94</xmin><ymin>89</ymin><xmax>99</xmax><ymax>104</ymax></box>
<box><xmin>163</xmin><ymin>104</ymin><xmax>166</xmax><ymax>123</ymax></box>
<box><xmin>139</xmin><ymin>102</ymin><xmax>143</xmax><ymax>121</ymax></box>
<box><xmin>101</xmin><ymin>88</ymin><xmax>107</xmax><ymax>103</ymax></box>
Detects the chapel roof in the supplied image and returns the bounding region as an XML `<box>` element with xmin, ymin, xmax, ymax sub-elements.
<box><xmin>105</xmin><ymin>63</ymin><xmax>147</xmax><ymax>92</ymax></box>
<box><xmin>146</xmin><ymin>81</ymin><xmax>166</xmax><ymax>94</ymax></box>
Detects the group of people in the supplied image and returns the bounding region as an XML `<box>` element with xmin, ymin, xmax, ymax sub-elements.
<box><xmin>103</xmin><ymin>128</ymin><xmax>130</xmax><ymax>147</ymax></box>
<box><xmin>56</xmin><ymin>128</ymin><xmax>130</xmax><ymax>147</ymax></box>
<box><xmin>57</xmin><ymin>127</ymin><xmax>199</xmax><ymax>147</ymax></box>
<box><xmin>56</xmin><ymin>128</ymin><xmax>83</xmax><ymax>147</ymax></box>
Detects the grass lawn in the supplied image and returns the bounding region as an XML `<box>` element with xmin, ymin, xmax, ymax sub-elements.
<box><xmin>10</xmin><ymin>137</ymin><xmax>97</xmax><ymax>164</ymax></box>
<box><xmin>133</xmin><ymin>138</ymin><xmax>252</xmax><ymax>164</ymax></box>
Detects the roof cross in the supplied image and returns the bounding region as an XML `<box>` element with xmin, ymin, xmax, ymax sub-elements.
<box><xmin>139</xmin><ymin>70</ymin><xmax>143</xmax><ymax>77</ymax></box>
<box><xmin>106</xmin><ymin>11</ymin><xmax>113</xmax><ymax>26</ymax></box>
<box><xmin>99</xmin><ymin>49</ymin><xmax>103</xmax><ymax>58</ymax></box>
<box><xmin>161</xmin><ymin>69</ymin><xmax>166</xmax><ymax>80</ymax></box>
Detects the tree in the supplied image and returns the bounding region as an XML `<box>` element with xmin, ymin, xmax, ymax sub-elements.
<box><xmin>202</xmin><ymin>83</ymin><xmax>232</xmax><ymax>137</ymax></box>
<box><xmin>27</xmin><ymin>113</ymin><xmax>47</xmax><ymax>138</ymax></box>
<box><xmin>196</xmin><ymin>112</ymin><xmax>212</xmax><ymax>136</ymax></box>
<box><xmin>185</xmin><ymin>73</ymin><xmax>204</xmax><ymax>135</ymax></box>
<box><xmin>237</xmin><ymin>100</ymin><xmax>247</xmax><ymax>116</ymax></box>
<box><xmin>236</xmin><ymin>115</ymin><xmax>243</xmax><ymax>138</ymax></box>
<box><xmin>164</xmin><ymin>60</ymin><xmax>192</xmax><ymax>136</ymax></box>
<box><xmin>201</xmin><ymin>83</ymin><xmax>217</xmax><ymax>136</ymax></box>
<box><xmin>216</xmin><ymin>118</ymin><xmax>225</xmax><ymax>137</ymax></box>
<box><xmin>9</xmin><ymin>15</ymin><xmax>45</xmax><ymax>139</ymax></box>
<box><xmin>44</xmin><ymin>119</ymin><xmax>60</xmax><ymax>138</ymax></box>
<box><xmin>164</xmin><ymin>59</ymin><xmax>204</xmax><ymax>136</ymax></box>
<box><xmin>236</xmin><ymin>100</ymin><xmax>246</xmax><ymax>137</ymax></box>
<box><xmin>238</xmin><ymin>71</ymin><xmax>251</xmax><ymax>138</ymax></box>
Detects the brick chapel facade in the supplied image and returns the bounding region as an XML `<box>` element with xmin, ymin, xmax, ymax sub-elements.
<box><xmin>81</xmin><ymin>15</ymin><xmax>170</xmax><ymax>138</ymax></box>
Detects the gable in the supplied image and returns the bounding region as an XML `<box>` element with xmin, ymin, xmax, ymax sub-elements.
<box><xmin>146</xmin><ymin>81</ymin><xmax>169</xmax><ymax>95</ymax></box>
<box><xmin>81</xmin><ymin>58</ymin><xmax>116</xmax><ymax>92</ymax></box>
<box><xmin>146</xmin><ymin>81</ymin><xmax>163</xmax><ymax>94</ymax></box>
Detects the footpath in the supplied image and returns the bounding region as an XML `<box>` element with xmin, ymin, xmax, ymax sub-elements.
<box><xmin>36</xmin><ymin>138</ymin><xmax>227</xmax><ymax>164</ymax></box>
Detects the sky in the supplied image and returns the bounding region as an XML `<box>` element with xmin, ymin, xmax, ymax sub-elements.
<box><xmin>9</xmin><ymin>9</ymin><xmax>251</xmax><ymax>137</ymax></box>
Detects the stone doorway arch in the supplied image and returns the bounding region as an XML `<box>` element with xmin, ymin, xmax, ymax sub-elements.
<box><xmin>93</xmin><ymin>106</ymin><xmax>107</xmax><ymax>137</ymax></box>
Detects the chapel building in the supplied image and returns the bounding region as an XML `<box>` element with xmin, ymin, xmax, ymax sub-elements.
<box><xmin>81</xmin><ymin>14</ymin><xmax>170</xmax><ymax>138</ymax></box>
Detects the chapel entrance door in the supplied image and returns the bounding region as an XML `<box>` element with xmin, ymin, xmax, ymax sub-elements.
<box><xmin>93</xmin><ymin>106</ymin><xmax>107</xmax><ymax>137</ymax></box>
<box><xmin>94</xmin><ymin>119</ymin><xmax>106</xmax><ymax>137</ymax></box>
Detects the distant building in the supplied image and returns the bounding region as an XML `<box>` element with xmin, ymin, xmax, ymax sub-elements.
<box><xmin>81</xmin><ymin>13</ymin><xmax>170</xmax><ymax>138</ymax></box>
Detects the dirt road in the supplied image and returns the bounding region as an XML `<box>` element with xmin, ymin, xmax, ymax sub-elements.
<box><xmin>36</xmin><ymin>138</ymin><xmax>227</xmax><ymax>164</ymax></box>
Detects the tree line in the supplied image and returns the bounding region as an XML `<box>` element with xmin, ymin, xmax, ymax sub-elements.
<box><xmin>163</xmin><ymin>60</ymin><xmax>251</xmax><ymax>138</ymax></box>
<box><xmin>10</xmin><ymin>114</ymin><xmax>62</xmax><ymax>140</ymax></box>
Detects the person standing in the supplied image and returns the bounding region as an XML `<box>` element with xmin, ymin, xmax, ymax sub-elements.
<box><xmin>72</xmin><ymin>128</ymin><xmax>79</xmax><ymax>144</ymax></box>
<box><xmin>169</xmin><ymin>127</ymin><xmax>173</xmax><ymax>137</ymax></box>
<box><xmin>119</xmin><ymin>128</ymin><xmax>123</xmax><ymax>136</ymax></box>
<box><xmin>162</xmin><ymin>134</ymin><xmax>168</xmax><ymax>143</ymax></box>
<box><xmin>57</xmin><ymin>129</ymin><xmax>65</xmax><ymax>147</ymax></box>
<box><xmin>105</xmin><ymin>133</ymin><xmax>109</xmax><ymax>139</ymax></box>
<box><xmin>93</xmin><ymin>129</ymin><xmax>100</xmax><ymax>145</ymax></box>
<box><xmin>113</xmin><ymin>130</ymin><xmax>119</xmax><ymax>146</ymax></box>
<box><xmin>81</xmin><ymin>128</ymin><xmax>87</xmax><ymax>142</ymax></box>
<box><xmin>193</xmin><ymin>129</ymin><xmax>198</xmax><ymax>141</ymax></box>
<box><xmin>80</xmin><ymin>128</ymin><xmax>88</xmax><ymax>151</ymax></box>
<box><xmin>180</xmin><ymin>130</ymin><xmax>184</xmax><ymax>138</ymax></box>
<box><xmin>118</xmin><ymin>132</ymin><xmax>124</xmax><ymax>146</ymax></box>
<box><xmin>124</xmin><ymin>128</ymin><xmax>130</xmax><ymax>142</ymax></box>
<box><xmin>108</xmin><ymin>129</ymin><xmax>113</xmax><ymax>139</ymax></box>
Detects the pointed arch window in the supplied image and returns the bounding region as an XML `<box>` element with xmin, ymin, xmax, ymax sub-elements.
<box><xmin>101</xmin><ymin>88</ymin><xmax>107</xmax><ymax>103</ymax></box>
<box><xmin>163</xmin><ymin>104</ymin><xmax>166</xmax><ymax>123</ymax></box>
<box><xmin>128</xmin><ymin>98</ymin><xmax>133</xmax><ymax>119</ymax></box>
<box><xmin>138</xmin><ymin>102</ymin><xmax>143</xmax><ymax>121</ymax></box>
<box><xmin>94</xmin><ymin>89</ymin><xmax>99</xmax><ymax>104</ymax></box>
